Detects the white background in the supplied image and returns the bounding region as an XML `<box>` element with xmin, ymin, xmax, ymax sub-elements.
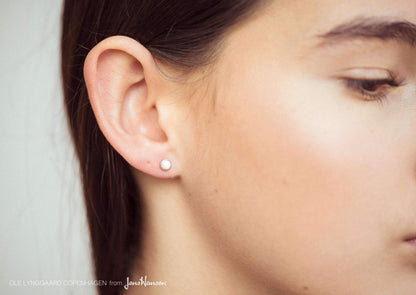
<box><xmin>0</xmin><ymin>0</ymin><xmax>95</xmax><ymax>294</ymax></box>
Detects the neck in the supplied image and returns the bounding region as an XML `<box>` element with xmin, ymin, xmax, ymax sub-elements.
<box><xmin>122</xmin><ymin>171</ymin><xmax>273</xmax><ymax>295</ymax></box>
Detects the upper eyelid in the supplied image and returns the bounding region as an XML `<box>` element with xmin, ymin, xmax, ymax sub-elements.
<box><xmin>330</xmin><ymin>67</ymin><xmax>403</xmax><ymax>80</ymax></box>
<box><xmin>332</xmin><ymin>67</ymin><xmax>407</xmax><ymax>83</ymax></box>
<box><xmin>342</xmin><ymin>78</ymin><xmax>402</xmax><ymax>91</ymax></box>
<box><xmin>344</xmin><ymin>77</ymin><xmax>404</xmax><ymax>87</ymax></box>
<box><xmin>348</xmin><ymin>78</ymin><xmax>398</xmax><ymax>83</ymax></box>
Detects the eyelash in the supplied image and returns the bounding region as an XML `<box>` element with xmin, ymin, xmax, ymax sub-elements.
<box><xmin>342</xmin><ymin>78</ymin><xmax>402</xmax><ymax>103</ymax></box>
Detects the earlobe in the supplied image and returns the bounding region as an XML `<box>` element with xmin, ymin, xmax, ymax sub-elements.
<box><xmin>83</xmin><ymin>36</ymin><xmax>180</xmax><ymax>179</ymax></box>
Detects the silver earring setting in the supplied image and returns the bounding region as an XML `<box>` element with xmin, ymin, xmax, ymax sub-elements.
<box><xmin>160</xmin><ymin>158</ymin><xmax>172</xmax><ymax>171</ymax></box>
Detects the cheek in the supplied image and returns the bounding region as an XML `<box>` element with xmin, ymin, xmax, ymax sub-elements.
<box><xmin>180</xmin><ymin>70</ymin><xmax>407</xmax><ymax>293</ymax></box>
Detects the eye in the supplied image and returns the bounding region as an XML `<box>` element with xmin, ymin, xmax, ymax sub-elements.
<box><xmin>342</xmin><ymin>78</ymin><xmax>402</xmax><ymax>102</ymax></box>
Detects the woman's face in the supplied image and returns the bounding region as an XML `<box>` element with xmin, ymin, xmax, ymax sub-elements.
<box><xmin>176</xmin><ymin>0</ymin><xmax>416</xmax><ymax>293</ymax></box>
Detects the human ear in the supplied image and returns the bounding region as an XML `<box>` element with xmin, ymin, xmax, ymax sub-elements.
<box><xmin>83</xmin><ymin>35</ymin><xmax>180</xmax><ymax>179</ymax></box>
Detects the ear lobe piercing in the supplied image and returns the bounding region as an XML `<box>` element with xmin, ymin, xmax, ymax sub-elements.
<box><xmin>160</xmin><ymin>158</ymin><xmax>172</xmax><ymax>171</ymax></box>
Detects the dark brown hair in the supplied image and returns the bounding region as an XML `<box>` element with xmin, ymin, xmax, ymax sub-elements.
<box><xmin>60</xmin><ymin>1</ymin><xmax>266</xmax><ymax>294</ymax></box>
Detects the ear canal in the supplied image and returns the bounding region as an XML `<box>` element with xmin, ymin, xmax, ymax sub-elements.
<box><xmin>121</xmin><ymin>78</ymin><xmax>167</xmax><ymax>142</ymax></box>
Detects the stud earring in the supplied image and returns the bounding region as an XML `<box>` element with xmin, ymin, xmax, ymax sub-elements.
<box><xmin>160</xmin><ymin>158</ymin><xmax>172</xmax><ymax>171</ymax></box>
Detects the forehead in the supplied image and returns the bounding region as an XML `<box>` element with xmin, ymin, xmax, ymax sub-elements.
<box><xmin>221</xmin><ymin>0</ymin><xmax>416</xmax><ymax>61</ymax></box>
<box><xmin>265</xmin><ymin>0</ymin><xmax>416</xmax><ymax>35</ymax></box>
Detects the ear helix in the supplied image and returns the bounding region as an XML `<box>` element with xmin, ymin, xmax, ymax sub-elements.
<box><xmin>159</xmin><ymin>158</ymin><xmax>172</xmax><ymax>171</ymax></box>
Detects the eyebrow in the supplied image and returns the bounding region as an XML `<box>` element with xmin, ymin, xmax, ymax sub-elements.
<box><xmin>316</xmin><ymin>17</ymin><xmax>416</xmax><ymax>48</ymax></box>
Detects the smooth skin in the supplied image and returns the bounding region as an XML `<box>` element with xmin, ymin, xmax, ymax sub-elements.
<box><xmin>84</xmin><ymin>0</ymin><xmax>416</xmax><ymax>294</ymax></box>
